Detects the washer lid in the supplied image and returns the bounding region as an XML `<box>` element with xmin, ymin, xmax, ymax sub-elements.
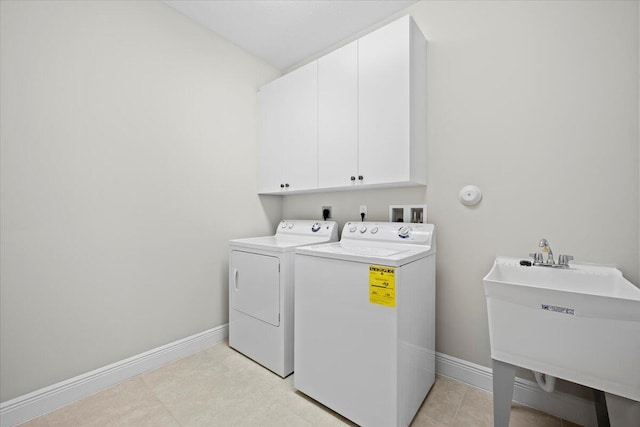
<box><xmin>295</xmin><ymin>240</ymin><xmax>434</xmax><ymax>266</ymax></box>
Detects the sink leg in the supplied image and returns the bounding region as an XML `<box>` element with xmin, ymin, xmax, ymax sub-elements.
<box><xmin>593</xmin><ymin>389</ymin><xmax>610</xmax><ymax>427</ymax></box>
<box><xmin>493</xmin><ymin>359</ymin><xmax>516</xmax><ymax>427</ymax></box>
<box><xmin>605</xmin><ymin>393</ymin><xmax>640</xmax><ymax>427</ymax></box>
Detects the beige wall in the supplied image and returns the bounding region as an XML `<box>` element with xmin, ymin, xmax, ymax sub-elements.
<box><xmin>283</xmin><ymin>0</ymin><xmax>639</xmax><ymax>396</ymax></box>
<box><xmin>0</xmin><ymin>1</ymin><xmax>280</xmax><ymax>401</ymax></box>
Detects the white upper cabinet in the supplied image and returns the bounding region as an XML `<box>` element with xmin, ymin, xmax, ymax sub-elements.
<box><xmin>318</xmin><ymin>41</ymin><xmax>359</xmax><ymax>188</ymax></box>
<box><xmin>359</xmin><ymin>15</ymin><xmax>426</xmax><ymax>187</ymax></box>
<box><xmin>257</xmin><ymin>77</ymin><xmax>285</xmax><ymax>194</ymax></box>
<box><xmin>257</xmin><ymin>61</ymin><xmax>318</xmax><ymax>193</ymax></box>
<box><xmin>258</xmin><ymin>16</ymin><xmax>426</xmax><ymax>195</ymax></box>
<box><xmin>283</xmin><ymin>61</ymin><xmax>318</xmax><ymax>192</ymax></box>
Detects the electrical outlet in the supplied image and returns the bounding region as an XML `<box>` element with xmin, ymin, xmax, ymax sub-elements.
<box><xmin>322</xmin><ymin>206</ymin><xmax>332</xmax><ymax>220</ymax></box>
<box><xmin>359</xmin><ymin>205</ymin><xmax>367</xmax><ymax>217</ymax></box>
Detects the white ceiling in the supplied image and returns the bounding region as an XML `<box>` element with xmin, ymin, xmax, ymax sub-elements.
<box><xmin>164</xmin><ymin>0</ymin><xmax>417</xmax><ymax>70</ymax></box>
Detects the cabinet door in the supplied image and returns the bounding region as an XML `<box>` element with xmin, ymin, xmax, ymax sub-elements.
<box><xmin>257</xmin><ymin>78</ymin><xmax>285</xmax><ymax>193</ymax></box>
<box><xmin>358</xmin><ymin>16</ymin><xmax>411</xmax><ymax>185</ymax></box>
<box><xmin>282</xmin><ymin>61</ymin><xmax>318</xmax><ymax>192</ymax></box>
<box><xmin>318</xmin><ymin>41</ymin><xmax>358</xmax><ymax>189</ymax></box>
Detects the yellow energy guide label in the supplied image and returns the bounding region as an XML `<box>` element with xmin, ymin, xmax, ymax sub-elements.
<box><xmin>369</xmin><ymin>265</ymin><xmax>396</xmax><ymax>307</ymax></box>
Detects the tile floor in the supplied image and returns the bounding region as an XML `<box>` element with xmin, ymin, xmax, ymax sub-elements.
<box><xmin>20</xmin><ymin>341</ymin><xmax>582</xmax><ymax>427</ymax></box>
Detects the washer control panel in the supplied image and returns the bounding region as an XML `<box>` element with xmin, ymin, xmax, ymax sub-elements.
<box><xmin>343</xmin><ymin>222</ymin><xmax>434</xmax><ymax>246</ymax></box>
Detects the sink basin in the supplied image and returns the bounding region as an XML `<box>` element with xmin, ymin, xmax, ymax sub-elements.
<box><xmin>483</xmin><ymin>257</ymin><xmax>640</xmax><ymax>402</ymax></box>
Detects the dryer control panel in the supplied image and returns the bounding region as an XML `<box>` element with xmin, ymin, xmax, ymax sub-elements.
<box><xmin>277</xmin><ymin>220</ymin><xmax>338</xmax><ymax>240</ymax></box>
<box><xmin>343</xmin><ymin>222</ymin><xmax>435</xmax><ymax>246</ymax></box>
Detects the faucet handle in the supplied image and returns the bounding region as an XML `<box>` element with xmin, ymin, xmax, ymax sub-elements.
<box><xmin>529</xmin><ymin>252</ymin><xmax>543</xmax><ymax>263</ymax></box>
<box><xmin>558</xmin><ymin>254</ymin><xmax>574</xmax><ymax>266</ymax></box>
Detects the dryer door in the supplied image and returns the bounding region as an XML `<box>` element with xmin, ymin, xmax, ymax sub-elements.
<box><xmin>230</xmin><ymin>250</ymin><xmax>280</xmax><ymax>326</ymax></box>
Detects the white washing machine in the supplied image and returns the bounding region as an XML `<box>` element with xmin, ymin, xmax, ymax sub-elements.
<box><xmin>229</xmin><ymin>220</ymin><xmax>338</xmax><ymax>377</ymax></box>
<box><xmin>294</xmin><ymin>221</ymin><xmax>436</xmax><ymax>427</ymax></box>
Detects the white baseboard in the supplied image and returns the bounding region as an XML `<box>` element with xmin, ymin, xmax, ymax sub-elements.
<box><xmin>0</xmin><ymin>325</ymin><xmax>228</xmax><ymax>427</ymax></box>
<box><xmin>1</xmin><ymin>328</ymin><xmax>597</xmax><ymax>427</ymax></box>
<box><xmin>436</xmin><ymin>352</ymin><xmax>597</xmax><ymax>427</ymax></box>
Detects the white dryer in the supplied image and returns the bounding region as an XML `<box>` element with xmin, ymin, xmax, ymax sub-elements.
<box><xmin>294</xmin><ymin>221</ymin><xmax>436</xmax><ymax>427</ymax></box>
<box><xmin>229</xmin><ymin>220</ymin><xmax>338</xmax><ymax>377</ymax></box>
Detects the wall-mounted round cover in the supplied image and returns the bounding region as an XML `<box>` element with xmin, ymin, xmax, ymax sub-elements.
<box><xmin>459</xmin><ymin>185</ymin><xmax>482</xmax><ymax>206</ymax></box>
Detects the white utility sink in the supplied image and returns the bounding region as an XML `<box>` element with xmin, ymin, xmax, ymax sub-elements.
<box><xmin>483</xmin><ymin>257</ymin><xmax>640</xmax><ymax>426</ymax></box>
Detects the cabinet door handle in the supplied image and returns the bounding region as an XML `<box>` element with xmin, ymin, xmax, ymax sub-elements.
<box><xmin>350</xmin><ymin>176</ymin><xmax>356</xmax><ymax>181</ymax></box>
<box><xmin>358</xmin><ymin>175</ymin><xmax>364</xmax><ymax>180</ymax></box>
<box><xmin>233</xmin><ymin>268</ymin><xmax>239</xmax><ymax>291</ymax></box>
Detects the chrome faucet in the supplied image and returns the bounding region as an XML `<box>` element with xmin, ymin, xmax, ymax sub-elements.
<box><xmin>529</xmin><ymin>238</ymin><xmax>573</xmax><ymax>268</ymax></box>
<box><xmin>538</xmin><ymin>238</ymin><xmax>554</xmax><ymax>265</ymax></box>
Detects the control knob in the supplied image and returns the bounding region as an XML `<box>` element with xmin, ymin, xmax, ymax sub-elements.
<box><xmin>349</xmin><ymin>225</ymin><xmax>357</xmax><ymax>233</ymax></box>
<box><xmin>398</xmin><ymin>225</ymin><xmax>411</xmax><ymax>239</ymax></box>
<box><xmin>370</xmin><ymin>227</ymin><xmax>379</xmax><ymax>234</ymax></box>
<box><xmin>359</xmin><ymin>225</ymin><xmax>367</xmax><ymax>233</ymax></box>
<box><xmin>311</xmin><ymin>222</ymin><xmax>321</xmax><ymax>232</ymax></box>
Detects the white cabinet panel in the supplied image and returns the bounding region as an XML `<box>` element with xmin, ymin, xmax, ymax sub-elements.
<box><xmin>257</xmin><ymin>61</ymin><xmax>318</xmax><ymax>194</ymax></box>
<box><xmin>358</xmin><ymin>16</ymin><xmax>411</xmax><ymax>185</ymax></box>
<box><xmin>257</xmin><ymin>78</ymin><xmax>285</xmax><ymax>194</ymax></box>
<box><xmin>283</xmin><ymin>61</ymin><xmax>318</xmax><ymax>192</ymax></box>
<box><xmin>318</xmin><ymin>41</ymin><xmax>358</xmax><ymax>188</ymax></box>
